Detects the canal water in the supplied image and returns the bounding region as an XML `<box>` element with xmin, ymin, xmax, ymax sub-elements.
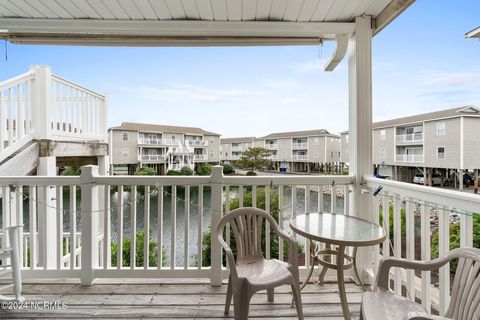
<box><xmin>15</xmin><ymin>187</ymin><xmax>344</xmax><ymax>267</ymax></box>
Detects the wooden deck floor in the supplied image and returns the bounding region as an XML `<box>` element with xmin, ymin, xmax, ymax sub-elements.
<box><xmin>0</xmin><ymin>279</ymin><xmax>364</xmax><ymax>319</ymax></box>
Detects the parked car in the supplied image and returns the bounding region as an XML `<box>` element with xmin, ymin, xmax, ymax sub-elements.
<box><xmin>463</xmin><ymin>173</ymin><xmax>474</xmax><ymax>187</ymax></box>
<box><xmin>413</xmin><ymin>173</ymin><xmax>449</xmax><ymax>186</ymax></box>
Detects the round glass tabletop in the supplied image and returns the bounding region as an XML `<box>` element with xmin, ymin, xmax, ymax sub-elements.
<box><xmin>289</xmin><ymin>212</ymin><xmax>386</xmax><ymax>246</ymax></box>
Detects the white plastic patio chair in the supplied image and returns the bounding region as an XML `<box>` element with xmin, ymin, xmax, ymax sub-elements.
<box><xmin>216</xmin><ymin>207</ymin><xmax>303</xmax><ymax>320</ymax></box>
<box><xmin>0</xmin><ymin>225</ymin><xmax>24</xmax><ymax>302</ymax></box>
<box><xmin>361</xmin><ymin>247</ymin><xmax>480</xmax><ymax>320</ymax></box>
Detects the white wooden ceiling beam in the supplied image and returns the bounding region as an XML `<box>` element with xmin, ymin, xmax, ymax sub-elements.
<box><xmin>0</xmin><ymin>18</ymin><xmax>355</xmax><ymax>43</ymax></box>
<box><xmin>324</xmin><ymin>34</ymin><xmax>349</xmax><ymax>71</ymax></box>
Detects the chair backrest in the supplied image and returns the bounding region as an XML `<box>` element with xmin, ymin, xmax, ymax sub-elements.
<box><xmin>446</xmin><ymin>248</ymin><xmax>480</xmax><ymax>320</ymax></box>
<box><xmin>217</xmin><ymin>207</ymin><xmax>280</xmax><ymax>260</ymax></box>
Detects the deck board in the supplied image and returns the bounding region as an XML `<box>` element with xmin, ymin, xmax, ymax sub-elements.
<box><xmin>0</xmin><ymin>279</ymin><xmax>364</xmax><ymax>319</ymax></box>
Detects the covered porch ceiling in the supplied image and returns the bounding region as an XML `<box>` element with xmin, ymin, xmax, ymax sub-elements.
<box><xmin>0</xmin><ymin>0</ymin><xmax>414</xmax><ymax>46</ymax></box>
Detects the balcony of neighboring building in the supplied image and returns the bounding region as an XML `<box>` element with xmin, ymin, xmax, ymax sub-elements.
<box><xmin>138</xmin><ymin>152</ymin><xmax>166</xmax><ymax>162</ymax></box>
<box><xmin>265</xmin><ymin>140</ymin><xmax>277</xmax><ymax>150</ymax></box>
<box><xmin>268</xmin><ymin>150</ymin><xmax>278</xmax><ymax>160</ymax></box>
<box><xmin>395</xmin><ymin>146</ymin><xmax>424</xmax><ymax>163</ymax></box>
<box><xmin>193</xmin><ymin>154</ymin><xmax>208</xmax><ymax>161</ymax></box>
<box><xmin>292</xmin><ymin>138</ymin><xmax>308</xmax><ymax>150</ymax></box>
<box><xmin>395</xmin><ymin>125</ymin><xmax>423</xmax><ymax>145</ymax></box>
<box><xmin>231</xmin><ymin>143</ymin><xmax>242</xmax><ymax>152</ymax></box>
<box><xmin>186</xmin><ymin>139</ymin><xmax>208</xmax><ymax>147</ymax></box>
<box><xmin>292</xmin><ymin>151</ymin><xmax>308</xmax><ymax>161</ymax></box>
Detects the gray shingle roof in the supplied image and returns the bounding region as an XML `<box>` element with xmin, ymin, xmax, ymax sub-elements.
<box><xmin>373</xmin><ymin>106</ymin><xmax>479</xmax><ymax>129</ymax></box>
<box><xmin>220</xmin><ymin>137</ymin><xmax>255</xmax><ymax>144</ymax></box>
<box><xmin>109</xmin><ymin>122</ymin><xmax>220</xmax><ymax>136</ymax></box>
<box><xmin>258</xmin><ymin>129</ymin><xmax>335</xmax><ymax>139</ymax></box>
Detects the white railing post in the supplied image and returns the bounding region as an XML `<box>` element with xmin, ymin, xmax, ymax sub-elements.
<box><xmin>37</xmin><ymin>156</ymin><xmax>57</xmax><ymax>269</ymax></box>
<box><xmin>30</xmin><ymin>65</ymin><xmax>51</xmax><ymax>140</ymax></box>
<box><xmin>80</xmin><ymin>165</ymin><xmax>99</xmax><ymax>285</ymax></box>
<box><xmin>348</xmin><ymin>16</ymin><xmax>373</xmax><ymax>283</ymax></box>
<box><xmin>210</xmin><ymin>165</ymin><xmax>223</xmax><ymax>286</ymax></box>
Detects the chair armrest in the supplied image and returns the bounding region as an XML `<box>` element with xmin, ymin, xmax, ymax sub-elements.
<box><xmin>376</xmin><ymin>255</ymin><xmax>453</xmax><ymax>290</ymax></box>
<box><xmin>272</xmin><ymin>228</ymin><xmax>299</xmax><ymax>267</ymax></box>
<box><xmin>408</xmin><ymin>311</ymin><xmax>450</xmax><ymax>320</ymax></box>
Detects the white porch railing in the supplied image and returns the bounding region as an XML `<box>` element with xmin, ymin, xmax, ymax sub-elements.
<box><xmin>187</xmin><ymin>140</ymin><xmax>208</xmax><ymax>147</ymax></box>
<box><xmin>231</xmin><ymin>146</ymin><xmax>242</xmax><ymax>152</ymax></box>
<box><xmin>364</xmin><ymin>176</ymin><xmax>479</xmax><ymax>316</ymax></box>
<box><xmin>0</xmin><ymin>66</ymin><xmax>107</xmax><ymax>163</ymax></box>
<box><xmin>0</xmin><ymin>70</ymin><xmax>35</xmax><ymax>162</ymax></box>
<box><xmin>139</xmin><ymin>154</ymin><xmax>165</xmax><ymax>161</ymax></box>
<box><xmin>293</xmin><ymin>154</ymin><xmax>308</xmax><ymax>161</ymax></box>
<box><xmin>395</xmin><ymin>154</ymin><xmax>424</xmax><ymax>163</ymax></box>
<box><xmin>265</xmin><ymin>144</ymin><xmax>277</xmax><ymax>150</ymax></box>
<box><xmin>396</xmin><ymin>133</ymin><xmax>423</xmax><ymax>143</ymax></box>
<box><xmin>139</xmin><ymin>138</ymin><xmax>168</xmax><ymax>145</ymax></box>
<box><xmin>0</xmin><ymin>167</ymin><xmax>353</xmax><ymax>286</ymax></box>
<box><xmin>193</xmin><ymin>154</ymin><xmax>208</xmax><ymax>161</ymax></box>
<box><xmin>292</xmin><ymin>142</ymin><xmax>308</xmax><ymax>149</ymax></box>
<box><xmin>50</xmin><ymin>75</ymin><xmax>107</xmax><ymax>141</ymax></box>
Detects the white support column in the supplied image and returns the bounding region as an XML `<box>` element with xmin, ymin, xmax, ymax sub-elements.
<box><xmin>30</xmin><ymin>65</ymin><xmax>51</xmax><ymax>140</ymax></box>
<box><xmin>37</xmin><ymin>156</ymin><xmax>57</xmax><ymax>268</ymax></box>
<box><xmin>81</xmin><ymin>165</ymin><xmax>99</xmax><ymax>285</ymax></box>
<box><xmin>210</xmin><ymin>165</ymin><xmax>223</xmax><ymax>286</ymax></box>
<box><xmin>97</xmin><ymin>155</ymin><xmax>109</xmax><ymax>252</ymax></box>
<box><xmin>348</xmin><ymin>16</ymin><xmax>373</xmax><ymax>282</ymax></box>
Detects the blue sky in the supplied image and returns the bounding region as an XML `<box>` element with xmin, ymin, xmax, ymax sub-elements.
<box><xmin>0</xmin><ymin>0</ymin><xmax>479</xmax><ymax>137</ymax></box>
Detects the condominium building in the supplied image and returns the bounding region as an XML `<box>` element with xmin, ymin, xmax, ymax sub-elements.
<box><xmin>254</xmin><ymin>129</ymin><xmax>342</xmax><ymax>173</ymax></box>
<box><xmin>109</xmin><ymin>122</ymin><xmax>220</xmax><ymax>175</ymax></box>
<box><xmin>220</xmin><ymin>137</ymin><xmax>255</xmax><ymax>164</ymax></box>
<box><xmin>342</xmin><ymin>106</ymin><xmax>480</xmax><ymax>183</ymax></box>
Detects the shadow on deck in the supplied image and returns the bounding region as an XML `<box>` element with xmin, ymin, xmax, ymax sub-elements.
<box><xmin>0</xmin><ymin>279</ymin><xmax>363</xmax><ymax>319</ymax></box>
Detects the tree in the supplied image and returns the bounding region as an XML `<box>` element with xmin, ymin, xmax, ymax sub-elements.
<box><xmin>196</xmin><ymin>164</ymin><xmax>212</xmax><ymax>176</ymax></box>
<box><xmin>236</xmin><ymin>147</ymin><xmax>270</xmax><ymax>172</ymax></box>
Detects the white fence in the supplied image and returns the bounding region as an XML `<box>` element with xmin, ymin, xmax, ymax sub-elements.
<box><xmin>193</xmin><ymin>154</ymin><xmax>208</xmax><ymax>161</ymax></box>
<box><xmin>365</xmin><ymin>176</ymin><xmax>479</xmax><ymax>315</ymax></box>
<box><xmin>0</xmin><ymin>167</ymin><xmax>353</xmax><ymax>286</ymax></box>
<box><xmin>292</xmin><ymin>142</ymin><xmax>308</xmax><ymax>149</ymax></box>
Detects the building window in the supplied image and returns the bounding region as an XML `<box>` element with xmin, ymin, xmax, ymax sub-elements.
<box><xmin>121</xmin><ymin>148</ymin><xmax>129</xmax><ymax>158</ymax></box>
<box><xmin>338</xmin><ymin>151</ymin><xmax>340</xmax><ymax>157</ymax></box>
<box><xmin>380</xmin><ymin>148</ymin><xmax>385</xmax><ymax>160</ymax></box>
<box><xmin>122</xmin><ymin>132</ymin><xmax>128</xmax><ymax>141</ymax></box>
<box><xmin>437</xmin><ymin>122</ymin><xmax>445</xmax><ymax>136</ymax></box>
<box><xmin>331</xmin><ymin>151</ymin><xmax>333</xmax><ymax>157</ymax></box>
<box><xmin>345</xmin><ymin>135</ymin><xmax>349</xmax><ymax>143</ymax></box>
<box><xmin>171</xmin><ymin>135</ymin><xmax>176</xmax><ymax>141</ymax></box>
<box><xmin>437</xmin><ymin>147</ymin><xmax>445</xmax><ymax>159</ymax></box>
<box><xmin>314</xmin><ymin>137</ymin><xmax>319</xmax><ymax>144</ymax></box>
<box><xmin>380</xmin><ymin>130</ymin><xmax>386</xmax><ymax>140</ymax></box>
<box><xmin>330</xmin><ymin>138</ymin><xmax>334</xmax><ymax>142</ymax></box>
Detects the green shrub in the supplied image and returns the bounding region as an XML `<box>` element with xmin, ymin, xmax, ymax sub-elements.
<box><xmin>379</xmin><ymin>203</ymin><xmax>407</xmax><ymax>242</ymax></box>
<box><xmin>201</xmin><ymin>187</ymin><xmax>303</xmax><ymax>266</ymax></box>
<box><xmin>167</xmin><ymin>170</ymin><xmax>181</xmax><ymax>176</ymax></box>
<box><xmin>135</xmin><ymin>167</ymin><xmax>156</xmax><ymax>175</ymax></box>
<box><xmin>246</xmin><ymin>171</ymin><xmax>257</xmax><ymax>176</ymax></box>
<box><xmin>62</xmin><ymin>166</ymin><xmax>81</xmax><ymax>176</ymax></box>
<box><xmin>196</xmin><ymin>164</ymin><xmax>212</xmax><ymax>176</ymax></box>
<box><xmin>222</xmin><ymin>164</ymin><xmax>234</xmax><ymax>175</ymax></box>
<box><xmin>111</xmin><ymin>231</ymin><xmax>166</xmax><ymax>267</ymax></box>
<box><xmin>431</xmin><ymin>217</ymin><xmax>480</xmax><ymax>272</ymax></box>
<box><xmin>180</xmin><ymin>166</ymin><xmax>194</xmax><ymax>176</ymax></box>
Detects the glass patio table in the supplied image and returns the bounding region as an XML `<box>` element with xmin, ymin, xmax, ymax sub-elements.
<box><xmin>289</xmin><ymin>212</ymin><xmax>386</xmax><ymax>320</ymax></box>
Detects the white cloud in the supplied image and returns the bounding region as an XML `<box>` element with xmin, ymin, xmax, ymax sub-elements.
<box><xmin>417</xmin><ymin>71</ymin><xmax>480</xmax><ymax>87</ymax></box>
